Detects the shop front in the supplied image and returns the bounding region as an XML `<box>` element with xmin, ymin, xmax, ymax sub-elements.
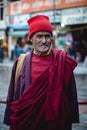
<box><xmin>60</xmin><ymin>6</ymin><xmax>87</xmax><ymax>62</ymax></box>
<box><xmin>8</xmin><ymin>13</ymin><xmax>29</xmax><ymax>58</ymax></box>
<box><xmin>0</xmin><ymin>20</ymin><xmax>8</xmax><ymax>57</ymax></box>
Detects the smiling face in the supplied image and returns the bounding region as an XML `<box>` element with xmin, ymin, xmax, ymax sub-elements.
<box><xmin>30</xmin><ymin>31</ymin><xmax>52</xmax><ymax>55</ymax></box>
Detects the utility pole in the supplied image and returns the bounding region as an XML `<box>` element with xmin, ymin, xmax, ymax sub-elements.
<box><xmin>53</xmin><ymin>0</ymin><xmax>56</xmax><ymax>24</ymax></box>
<box><xmin>3</xmin><ymin>0</ymin><xmax>8</xmax><ymax>44</ymax></box>
<box><xmin>0</xmin><ymin>0</ymin><xmax>3</xmax><ymax>20</ymax></box>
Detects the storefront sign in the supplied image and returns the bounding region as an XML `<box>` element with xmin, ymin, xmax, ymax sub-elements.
<box><xmin>61</xmin><ymin>7</ymin><xmax>87</xmax><ymax>25</ymax></box>
<box><xmin>9</xmin><ymin>14</ymin><xmax>30</xmax><ymax>30</ymax></box>
<box><xmin>8</xmin><ymin>0</ymin><xmax>87</xmax><ymax>15</ymax></box>
<box><xmin>30</xmin><ymin>10</ymin><xmax>61</xmax><ymax>23</ymax></box>
<box><xmin>9</xmin><ymin>10</ymin><xmax>61</xmax><ymax>30</ymax></box>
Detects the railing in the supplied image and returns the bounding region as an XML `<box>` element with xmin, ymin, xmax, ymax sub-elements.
<box><xmin>79</xmin><ymin>100</ymin><xmax>87</xmax><ymax>105</ymax></box>
<box><xmin>78</xmin><ymin>100</ymin><xmax>87</xmax><ymax>114</ymax></box>
<box><xmin>0</xmin><ymin>99</ymin><xmax>87</xmax><ymax>115</ymax></box>
<box><xmin>0</xmin><ymin>99</ymin><xmax>87</xmax><ymax>105</ymax></box>
<box><xmin>0</xmin><ymin>100</ymin><xmax>6</xmax><ymax>104</ymax></box>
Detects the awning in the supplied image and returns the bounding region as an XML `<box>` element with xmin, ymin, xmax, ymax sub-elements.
<box><xmin>9</xmin><ymin>25</ymin><xmax>28</xmax><ymax>30</ymax></box>
<box><xmin>9</xmin><ymin>30</ymin><xmax>28</xmax><ymax>37</ymax></box>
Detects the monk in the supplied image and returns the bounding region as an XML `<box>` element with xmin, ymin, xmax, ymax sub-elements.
<box><xmin>4</xmin><ymin>15</ymin><xmax>79</xmax><ymax>130</ymax></box>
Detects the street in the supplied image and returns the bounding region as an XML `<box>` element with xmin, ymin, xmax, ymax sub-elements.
<box><xmin>0</xmin><ymin>66</ymin><xmax>11</xmax><ymax>130</ymax></box>
<box><xmin>0</xmin><ymin>60</ymin><xmax>87</xmax><ymax>130</ymax></box>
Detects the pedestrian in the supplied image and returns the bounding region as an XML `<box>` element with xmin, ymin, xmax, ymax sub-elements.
<box><xmin>0</xmin><ymin>38</ymin><xmax>4</xmax><ymax>62</ymax></box>
<box><xmin>4</xmin><ymin>15</ymin><xmax>79</xmax><ymax>130</ymax></box>
<box><xmin>15</xmin><ymin>37</ymin><xmax>24</xmax><ymax>58</ymax></box>
<box><xmin>23</xmin><ymin>33</ymin><xmax>33</xmax><ymax>54</ymax></box>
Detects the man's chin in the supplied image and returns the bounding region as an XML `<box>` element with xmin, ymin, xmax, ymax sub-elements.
<box><xmin>38</xmin><ymin>47</ymin><xmax>49</xmax><ymax>53</ymax></box>
<box><xmin>39</xmin><ymin>48</ymin><xmax>51</xmax><ymax>56</ymax></box>
<box><xmin>39</xmin><ymin>49</ymin><xmax>49</xmax><ymax>54</ymax></box>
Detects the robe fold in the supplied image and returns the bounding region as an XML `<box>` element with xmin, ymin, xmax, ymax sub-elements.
<box><xmin>4</xmin><ymin>49</ymin><xmax>79</xmax><ymax>130</ymax></box>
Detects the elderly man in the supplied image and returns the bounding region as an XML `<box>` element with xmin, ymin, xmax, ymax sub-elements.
<box><xmin>4</xmin><ymin>15</ymin><xmax>79</xmax><ymax>130</ymax></box>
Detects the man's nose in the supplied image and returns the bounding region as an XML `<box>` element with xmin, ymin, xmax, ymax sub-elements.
<box><xmin>41</xmin><ymin>36</ymin><xmax>46</xmax><ymax>43</ymax></box>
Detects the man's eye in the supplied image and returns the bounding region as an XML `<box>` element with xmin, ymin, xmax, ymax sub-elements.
<box><xmin>45</xmin><ymin>35</ymin><xmax>51</xmax><ymax>39</ymax></box>
<box><xmin>37</xmin><ymin>35</ymin><xmax>42</xmax><ymax>38</ymax></box>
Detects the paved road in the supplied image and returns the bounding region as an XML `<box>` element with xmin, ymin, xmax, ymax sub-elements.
<box><xmin>0</xmin><ymin>66</ymin><xmax>11</xmax><ymax>130</ymax></box>
<box><xmin>0</xmin><ymin>59</ymin><xmax>87</xmax><ymax>130</ymax></box>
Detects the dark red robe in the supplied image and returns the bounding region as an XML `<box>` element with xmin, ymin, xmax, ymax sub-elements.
<box><xmin>4</xmin><ymin>49</ymin><xmax>79</xmax><ymax>130</ymax></box>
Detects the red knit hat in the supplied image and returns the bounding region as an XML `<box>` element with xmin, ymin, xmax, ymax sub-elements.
<box><xmin>27</xmin><ymin>15</ymin><xmax>53</xmax><ymax>38</ymax></box>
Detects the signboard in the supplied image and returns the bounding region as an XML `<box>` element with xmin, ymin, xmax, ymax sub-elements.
<box><xmin>8</xmin><ymin>0</ymin><xmax>87</xmax><ymax>16</ymax></box>
<box><xmin>61</xmin><ymin>6</ymin><xmax>87</xmax><ymax>25</ymax></box>
<box><xmin>9</xmin><ymin>14</ymin><xmax>30</xmax><ymax>30</ymax></box>
<box><xmin>30</xmin><ymin>10</ymin><xmax>61</xmax><ymax>23</ymax></box>
<box><xmin>9</xmin><ymin>10</ymin><xmax>61</xmax><ymax>30</ymax></box>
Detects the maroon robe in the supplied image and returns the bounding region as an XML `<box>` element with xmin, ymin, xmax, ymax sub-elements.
<box><xmin>4</xmin><ymin>49</ymin><xmax>79</xmax><ymax>130</ymax></box>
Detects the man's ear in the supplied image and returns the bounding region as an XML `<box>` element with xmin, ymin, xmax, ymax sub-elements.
<box><xmin>29</xmin><ymin>37</ymin><xmax>32</xmax><ymax>42</ymax></box>
<box><xmin>30</xmin><ymin>39</ymin><xmax>33</xmax><ymax>42</ymax></box>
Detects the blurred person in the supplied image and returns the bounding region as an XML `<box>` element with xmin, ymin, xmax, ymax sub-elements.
<box><xmin>75</xmin><ymin>51</ymin><xmax>81</xmax><ymax>63</ymax></box>
<box><xmin>0</xmin><ymin>38</ymin><xmax>4</xmax><ymax>62</ymax></box>
<box><xmin>23</xmin><ymin>33</ymin><xmax>33</xmax><ymax>54</ymax></box>
<box><xmin>2</xmin><ymin>41</ymin><xmax>8</xmax><ymax>57</ymax></box>
<box><xmin>10</xmin><ymin>42</ymin><xmax>16</xmax><ymax>61</ymax></box>
<box><xmin>15</xmin><ymin>37</ymin><xmax>24</xmax><ymax>58</ymax></box>
<box><xmin>4</xmin><ymin>15</ymin><xmax>79</xmax><ymax>130</ymax></box>
<box><xmin>64</xmin><ymin>39</ymin><xmax>76</xmax><ymax>60</ymax></box>
<box><xmin>83</xmin><ymin>55</ymin><xmax>87</xmax><ymax>67</ymax></box>
<box><xmin>76</xmin><ymin>40</ymin><xmax>87</xmax><ymax>62</ymax></box>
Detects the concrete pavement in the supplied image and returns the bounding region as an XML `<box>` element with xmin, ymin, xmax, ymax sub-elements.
<box><xmin>74</xmin><ymin>63</ymin><xmax>87</xmax><ymax>75</ymax></box>
<box><xmin>0</xmin><ymin>58</ymin><xmax>13</xmax><ymax>68</ymax></box>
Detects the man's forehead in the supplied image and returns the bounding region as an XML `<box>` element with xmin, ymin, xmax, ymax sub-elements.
<box><xmin>35</xmin><ymin>32</ymin><xmax>51</xmax><ymax>35</ymax></box>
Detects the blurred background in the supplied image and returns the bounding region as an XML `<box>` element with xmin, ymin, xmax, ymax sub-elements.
<box><xmin>0</xmin><ymin>0</ymin><xmax>87</xmax><ymax>130</ymax></box>
<box><xmin>0</xmin><ymin>0</ymin><xmax>87</xmax><ymax>63</ymax></box>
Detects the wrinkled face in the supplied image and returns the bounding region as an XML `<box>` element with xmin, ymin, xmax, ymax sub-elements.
<box><xmin>30</xmin><ymin>31</ymin><xmax>52</xmax><ymax>54</ymax></box>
